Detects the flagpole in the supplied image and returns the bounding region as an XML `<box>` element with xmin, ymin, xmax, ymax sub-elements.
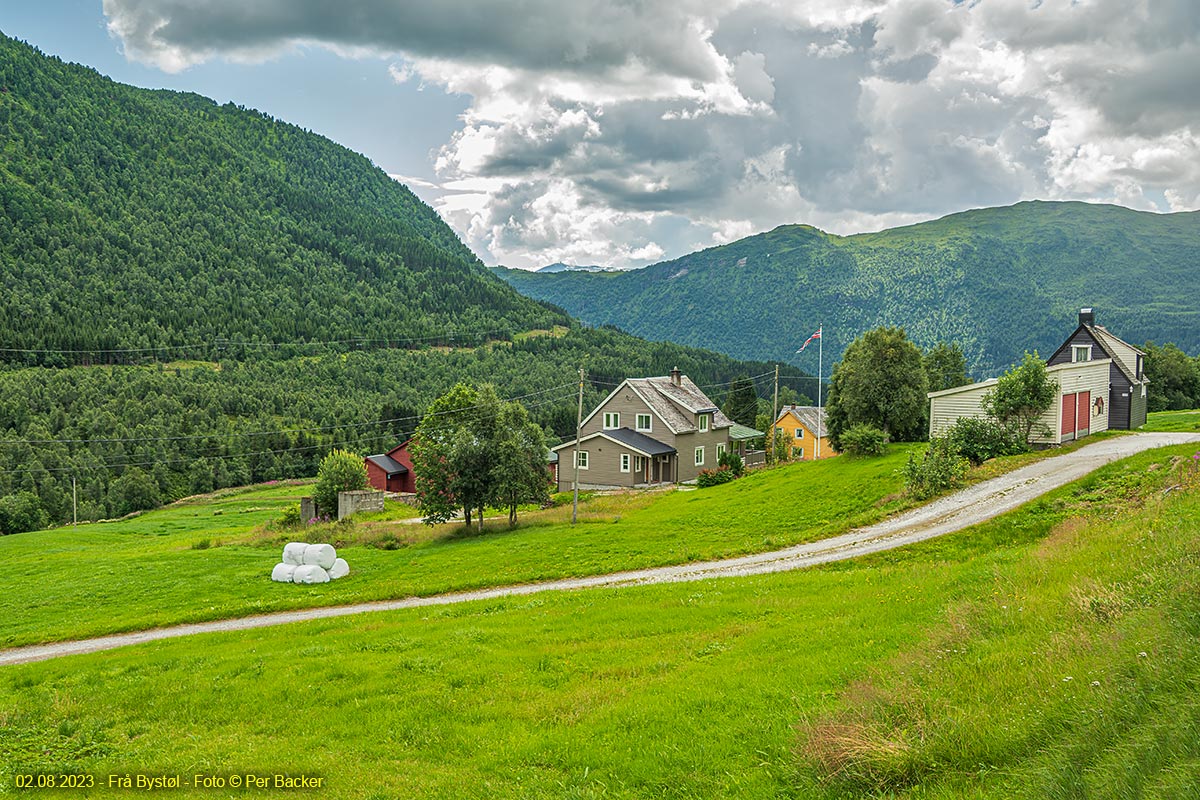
<box><xmin>816</xmin><ymin>325</ymin><xmax>822</xmax><ymax>459</ymax></box>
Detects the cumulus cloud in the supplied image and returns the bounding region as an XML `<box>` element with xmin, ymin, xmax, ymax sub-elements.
<box><xmin>104</xmin><ymin>0</ymin><xmax>1200</xmax><ymax>268</ymax></box>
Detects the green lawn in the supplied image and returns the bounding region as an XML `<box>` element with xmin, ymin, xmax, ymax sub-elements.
<box><xmin>1142</xmin><ymin>408</ymin><xmax>1200</xmax><ymax>432</ymax></box>
<box><xmin>2</xmin><ymin>445</ymin><xmax>1198</xmax><ymax>798</ymax></box>
<box><xmin>0</xmin><ymin>446</ymin><xmax>922</xmax><ymax>648</ymax></box>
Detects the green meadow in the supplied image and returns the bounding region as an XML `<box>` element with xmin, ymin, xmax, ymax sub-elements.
<box><xmin>2</xmin><ymin>442</ymin><xmax>1199</xmax><ymax>798</ymax></box>
<box><xmin>0</xmin><ymin>446</ymin><xmax>922</xmax><ymax>648</ymax></box>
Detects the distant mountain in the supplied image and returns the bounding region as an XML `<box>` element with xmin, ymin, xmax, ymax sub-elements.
<box><xmin>535</xmin><ymin>262</ymin><xmax>613</xmax><ymax>274</ymax></box>
<box><xmin>495</xmin><ymin>201</ymin><xmax>1200</xmax><ymax>376</ymax></box>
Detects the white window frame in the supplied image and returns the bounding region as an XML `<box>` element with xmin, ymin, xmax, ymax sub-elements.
<box><xmin>716</xmin><ymin>443</ymin><xmax>726</xmax><ymax>461</ymax></box>
<box><xmin>698</xmin><ymin>414</ymin><xmax>709</xmax><ymax>432</ymax></box>
<box><xmin>1072</xmin><ymin>345</ymin><xmax>1092</xmax><ymax>363</ymax></box>
<box><xmin>635</xmin><ymin>413</ymin><xmax>652</xmax><ymax>432</ymax></box>
<box><xmin>575</xmin><ymin>450</ymin><xmax>589</xmax><ymax>469</ymax></box>
<box><xmin>634</xmin><ymin>455</ymin><xmax>646</xmax><ymax>472</ymax></box>
<box><xmin>620</xmin><ymin>453</ymin><xmax>630</xmax><ymax>473</ymax></box>
<box><xmin>794</xmin><ymin>427</ymin><xmax>804</xmax><ymax>439</ymax></box>
<box><xmin>603</xmin><ymin>412</ymin><xmax>620</xmax><ymax>430</ymax></box>
<box><xmin>694</xmin><ymin>446</ymin><xmax>704</xmax><ymax>466</ymax></box>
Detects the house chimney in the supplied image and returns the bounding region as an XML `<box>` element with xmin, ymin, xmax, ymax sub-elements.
<box><xmin>670</xmin><ymin>366</ymin><xmax>681</xmax><ymax>387</ymax></box>
<box><xmin>1079</xmin><ymin>307</ymin><xmax>1095</xmax><ymax>327</ymax></box>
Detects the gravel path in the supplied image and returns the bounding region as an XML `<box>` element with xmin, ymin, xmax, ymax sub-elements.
<box><xmin>5</xmin><ymin>432</ymin><xmax>1197</xmax><ymax>667</ymax></box>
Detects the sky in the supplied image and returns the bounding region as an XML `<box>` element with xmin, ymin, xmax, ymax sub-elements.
<box><xmin>3</xmin><ymin>1</ymin><xmax>1198</xmax><ymax>270</ymax></box>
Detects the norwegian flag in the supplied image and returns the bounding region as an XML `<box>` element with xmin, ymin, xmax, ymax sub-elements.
<box><xmin>797</xmin><ymin>327</ymin><xmax>822</xmax><ymax>353</ymax></box>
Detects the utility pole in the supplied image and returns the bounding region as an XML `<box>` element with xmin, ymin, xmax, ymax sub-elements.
<box><xmin>572</xmin><ymin>366</ymin><xmax>584</xmax><ymax>524</ymax></box>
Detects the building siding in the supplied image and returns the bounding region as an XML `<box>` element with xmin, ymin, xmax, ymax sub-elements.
<box><xmin>581</xmin><ymin>390</ymin><xmax>669</xmax><ymax>442</ymax></box>
<box><xmin>929</xmin><ymin>361</ymin><xmax>1110</xmax><ymax>445</ymax></box>
<box><xmin>929</xmin><ymin>380</ymin><xmax>997</xmax><ymax>438</ymax></box>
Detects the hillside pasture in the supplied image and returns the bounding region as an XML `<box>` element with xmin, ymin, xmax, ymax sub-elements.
<box><xmin>2</xmin><ymin>445</ymin><xmax>1198</xmax><ymax>798</ymax></box>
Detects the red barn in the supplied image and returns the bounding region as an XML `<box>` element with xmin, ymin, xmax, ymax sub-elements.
<box><xmin>365</xmin><ymin>440</ymin><xmax>416</xmax><ymax>494</ymax></box>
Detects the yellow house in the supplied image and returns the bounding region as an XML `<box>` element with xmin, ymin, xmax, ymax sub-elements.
<box><xmin>772</xmin><ymin>405</ymin><xmax>837</xmax><ymax>460</ymax></box>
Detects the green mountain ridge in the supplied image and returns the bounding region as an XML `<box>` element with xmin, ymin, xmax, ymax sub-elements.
<box><xmin>0</xmin><ymin>30</ymin><xmax>562</xmax><ymax>360</ymax></box>
<box><xmin>495</xmin><ymin>200</ymin><xmax>1200</xmax><ymax>376</ymax></box>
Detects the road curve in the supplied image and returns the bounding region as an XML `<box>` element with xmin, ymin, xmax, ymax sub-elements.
<box><xmin>5</xmin><ymin>432</ymin><xmax>1198</xmax><ymax>667</ymax></box>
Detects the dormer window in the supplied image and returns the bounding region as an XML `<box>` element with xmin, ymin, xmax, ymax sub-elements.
<box><xmin>698</xmin><ymin>414</ymin><xmax>709</xmax><ymax>432</ymax></box>
<box><xmin>1072</xmin><ymin>345</ymin><xmax>1092</xmax><ymax>363</ymax></box>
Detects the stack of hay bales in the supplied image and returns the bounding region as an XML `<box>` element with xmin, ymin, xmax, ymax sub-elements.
<box><xmin>270</xmin><ymin>542</ymin><xmax>350</xmax><ymax>584</ymax></box>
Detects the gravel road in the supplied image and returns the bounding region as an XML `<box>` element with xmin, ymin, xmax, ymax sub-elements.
<box><xmin>5</xmin><ymin>432</ymin><xmax>1197</xmax><ymax>667</ymax></box>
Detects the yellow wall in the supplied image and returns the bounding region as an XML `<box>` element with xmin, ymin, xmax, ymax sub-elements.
<box><xmin>772</xmin><ymin>414</ymin><xmax>837</xmax><ymax>460</ymax></box>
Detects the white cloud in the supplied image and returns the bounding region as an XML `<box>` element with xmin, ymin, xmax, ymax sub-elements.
<box><xmin>103</xmin><ymin>0</ymin><xmax>1200</xmax><ymax>268</ymax></box>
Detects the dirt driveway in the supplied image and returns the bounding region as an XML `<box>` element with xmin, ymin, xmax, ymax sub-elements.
<box><xmin>5</xmin><ymin>432</ymin><xmax>1197</xmax><ymax>667</ymax></box>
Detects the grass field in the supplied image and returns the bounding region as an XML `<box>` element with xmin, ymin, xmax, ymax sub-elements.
<box><xmin>2</xmin><ymin>443</ymin><xmax>1198</xmax><ymax>798</ymax></box>
<box><xmin>0</xmin><ymin>445</ymin><xmax>923</xmax><ymax>648</ymax></box>
<box><xmin>1142</xmin><ymin>409</ymin><xmax>1200</xmax><ymax>432</ymax></box>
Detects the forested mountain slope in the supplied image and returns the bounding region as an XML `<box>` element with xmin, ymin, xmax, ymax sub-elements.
<box><xmin>0</xmin><ymin>32</ymin><xmax>791</xmax><ymax>530</ymax></box>
<box><xmin>0</xmin><ymin>31</ymin><xmax>561</xmax><ymax>360</ymax></box>
<box><xmin>495</xmin><ymin>202</ymin><xmax>1200</xmax><ymax>376</ymax></box>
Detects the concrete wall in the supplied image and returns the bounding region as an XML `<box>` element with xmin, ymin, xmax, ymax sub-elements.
<box><xmin>337</xmin><ymin>489</ymin><xmax>384</xmax><ymax>521</ymax></box>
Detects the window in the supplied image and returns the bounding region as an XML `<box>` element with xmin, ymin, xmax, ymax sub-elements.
<box><xmin>775</xmin><ymin>427</ymin><xmax>783</xmax><ymax>436</ymax></box>
<box><xmin>794</xmin><ymin>427</ymin><xmax>804</xmax><ymax>439</ymax></box>
<box><xmin>698</xmin><ymin>414</ymin><xmax>709</xmax><ymax>432</ymax></box>
<box><xmin>791</xmin><ymin>446</ymin><xmax>804</xmax><ymax>458</ymax></box>
<box><xmin>575</xmin><ymin>450</ymin><xmax>588</xmax><ymax>469</ymax></box>
<box><xmin>1072</xmin><ymin>345</ymin><xmax>1092</xmax><ymax>363</ymax></box>
<box><xmin>620</xmin><ymin>453</ymin><xmax>630</xmax><ymax>473</ymax></box>
<box><xmin>716</xmin><ymin>443</ymin><xmax>726</xmax><ymax>460</ymax></box>
<box><xmin>634</xmin><ymin>456</ymin><xmax>646</xmax><ymax>472</ymax></box>
<box><xmin>636</xmin><ymin>413</ymin><xmax>652</xmax><ymax>432</ymax></box>
<box><xmin>603</xmin><ymin>412</ymin><xmax>620</xmax><ymax>429</ymax></box>
<box><xmin>695</xmin><ymin>446</ymin><xmax>704</xmax><ymax>466</ymax></box>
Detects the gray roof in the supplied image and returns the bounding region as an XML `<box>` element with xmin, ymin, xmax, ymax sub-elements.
<box><xmin>365</xmin><ymin>454</ymin><xmax>408</xmax><ymax>476</ymax></box>
<box><xmin>600</xmin><ymin>427</ymin><xmax>676</xmax><ymax>456</ymax></box>
<box><xmin>552</xmin><ymin>428</ymin><xmax>676</xmax><ymax>458</ymax></box>
<box><xmin>776</xmin><ymin>405</ymin><xmax>828</xmax><ymax>434</ymax></box>
<box><xmin>1086</xmin><ymin>325</ymin><xmax>1146</xmax><ymax>385</ymax></box>
<box><xmin>624</xmin><ymin>375</ymin><xmax>734</xmax><ymax>434</ymax></box>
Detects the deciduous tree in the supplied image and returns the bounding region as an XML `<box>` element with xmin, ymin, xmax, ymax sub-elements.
<box><xmin>982</xmin><ymin>352</ymin><xmax>1057</xmax><ymax>444</ymax></box>
<box><xmin>826</xmin><ymin>327</ymin><xmax>928</xmax><ymax>448</ymax></box>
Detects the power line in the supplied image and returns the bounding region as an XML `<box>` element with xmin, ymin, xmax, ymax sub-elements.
<box><xmin>0</xmin><ymin>386</ymin><xmax>582</xmax><ymax>476</ymax></box>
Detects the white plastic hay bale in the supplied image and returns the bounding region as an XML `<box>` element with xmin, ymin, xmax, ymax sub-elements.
<box><xmin>282</xmin><ymin>542</ymin><xmax>308</xmax><ymax>566</ymax></box>
<box><xmin>292</xmin><ymin>564</ymin><xmax>330</xmax><ymax>584</ymax></box>
<box><xmin>271</xmin><ymin>563</ymin><xmax>297</xmax><ymax>583</ymax></box>
<box><xmin>327</xmin><ymin>558</ymin><xmax>350</xmax><ymax>580</ymax></box>
<box><xmin>302</xmin><ymin>543</ymin><xmax>337</xmax><ymax>570</ymax></box>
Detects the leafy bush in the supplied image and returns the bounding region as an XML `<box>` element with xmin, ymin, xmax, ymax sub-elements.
<box><xmin>903</xmin><ymin>437</ymin><xmax>969</xmax><ymax>500</ymax></box>
<box><xmin>839</xmin><ymin>424</ymin><xmax>889</xmax><ymax>457</ymax></box>
<box><xmin>947</xmin><ymin>417</ymin><xmax>1028</xmax><ymax>466</ymax></box>
<box><xmin>717</xmin><ymin>450</ymin><xmax>745</xmax><ymax>477</ymax></box>
<box><xmin>313</xmin><ymin>449</ymin><xmax>368</xmax><ymax>516</ymax></box>
<box><xmin>277</xmin><ymin>504</ymin><xmax>303</xmax><ymax>528</ymax></box>
<box><xmin>697</xmin><ymin>467</ymin><xmax>736</xmax><ymax>488</ymax></box>
<box><xmin>0</xmin><ymin>491</ymin><xmax>49</xmax><ymax>535</ymax></box>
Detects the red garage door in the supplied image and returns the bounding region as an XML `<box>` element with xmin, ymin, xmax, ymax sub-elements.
<box><xmin>1076</xmin><ymin>390</ymin><xmax>1090</xmax><ymax>437</ymax></box>
<box><xmin>1061</xmin><ymin>393</ymin><xmax>1076</xmax><ymax>439</ymax></box>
